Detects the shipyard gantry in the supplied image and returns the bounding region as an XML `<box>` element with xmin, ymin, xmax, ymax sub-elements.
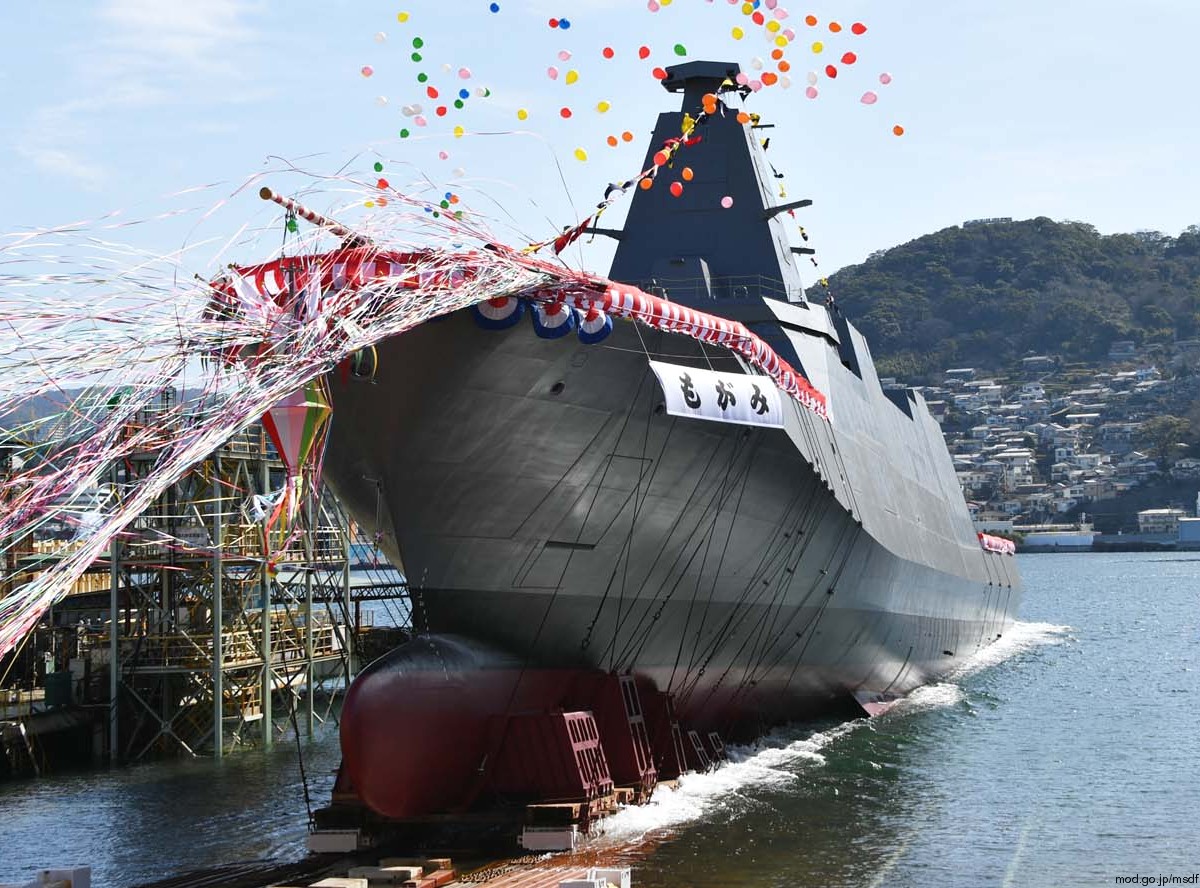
<box><xmin>1</xmin><ymin>392</ymin><xmax>409</xmax><ymax>777</ymax></box>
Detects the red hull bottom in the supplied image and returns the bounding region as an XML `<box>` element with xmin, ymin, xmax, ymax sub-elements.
<box><xmin>338</xmin><ymin>636</ymin><xmax>691</xmax><ymax>820</ymax></box>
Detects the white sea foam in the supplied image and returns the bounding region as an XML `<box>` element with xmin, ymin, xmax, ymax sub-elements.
<box><xmin>950</xmin><ymin>620</ymin><xmax>1072</xmax><ymax>680</ymax></box>
<box><xmin>587</xmin><ymin>620</ymin><xmax>1069</xmax><ymax>846</ymax></box>
<box><xmin>590</xmin><ymin>719</ymin><xmax>861</xmax><ymax>846</ymax></box>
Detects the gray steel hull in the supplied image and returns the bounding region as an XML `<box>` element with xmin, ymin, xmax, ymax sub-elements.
<box><xmin>324</xmin><ymin>308</ymin><xmax>1021</xmax><ymax>733</ymax></box>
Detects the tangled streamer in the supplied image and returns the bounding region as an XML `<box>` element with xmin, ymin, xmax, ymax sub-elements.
<box><xmin>0</xmin><ymin>174</ymin><xmax>826</xmax><ymax>659</ymax></box>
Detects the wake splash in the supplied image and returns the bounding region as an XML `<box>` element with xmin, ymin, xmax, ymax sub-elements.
<box><xmin>588</xmin><ymin>620</ymin><xmax>1070</xmax><ymax>847</ymax></box>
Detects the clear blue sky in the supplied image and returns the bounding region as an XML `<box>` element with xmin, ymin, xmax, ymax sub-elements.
<box><xmin>2</xmin><ymin>1</ymin><xmax>1197</xmax><ymax>276</ymax></box>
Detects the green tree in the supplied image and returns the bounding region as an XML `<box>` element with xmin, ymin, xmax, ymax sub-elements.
<box><xmin>1135</xmin><ymin>415</ymin><xmax>1193</xmax><ymax>469</ymax></box>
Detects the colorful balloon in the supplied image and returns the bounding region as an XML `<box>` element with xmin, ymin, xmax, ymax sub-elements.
<box><xmin>851</xmin><ymin>21</ymin><xmax>867</xmax><ymax>35</ymax></box>
<box><xmin>893</xmin><ymin>124</ymin><xmax>905</xmax><ymax>136</ymax></box>
<box><xmin>721</xmin><ymin>195</ymin><xmax>734</xmax><ymax>208</ymax></box>
<box><xmin>879</xmin><ymin>72</ymin><xmax>893</xmax><ymax>85</ymax></box>
<box><xmin>681</xmin><ymin>166</ymin><xmax>694</xmax><ymax>181</ymax></box>
<box><xmin>860</xmin><ymin>91</ymin><xmax>877</xmax><ymax>104</ymax></box>
<box><xmin>574</xmin><ymin>147</ymin><xmax>588</xmax><ymax>162</ymax></box>
<box><xmin>361</xmin><ymin>65</ymin><xmax>374</xmax><ymax>77</ymax></box>
<box><xmin>565</xmin><ymin>69</ymin><xmax>579</xmax><ymax>85</ymax></box>
<box><xmin>670</xmin><ymin>181</ymin><xmax>684</xmax><ymax>197</ymax></box>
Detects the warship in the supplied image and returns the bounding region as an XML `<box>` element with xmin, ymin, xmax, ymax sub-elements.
<box><xmin>320</xmin><ymin>62</ymin><xmax>1022</xmax><ymax>825</ymax></box>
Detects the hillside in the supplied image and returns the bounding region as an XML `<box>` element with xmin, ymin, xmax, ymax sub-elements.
<box><xmin>828</xmin><ymin>218</ymin><xmax>1200</xmax><ymax>381</ymax></box>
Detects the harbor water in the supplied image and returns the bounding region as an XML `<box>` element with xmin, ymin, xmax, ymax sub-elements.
<box><xmin>1</xmin><ymin>552</ymin><xmax>1197</xmax><ymax>887</ymax></box>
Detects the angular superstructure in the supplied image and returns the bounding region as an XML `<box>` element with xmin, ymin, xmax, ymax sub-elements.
<box><xmin>321</xmin><ymin>62</ymin><xmax>1021</xmax><ymax>823</ymax></box>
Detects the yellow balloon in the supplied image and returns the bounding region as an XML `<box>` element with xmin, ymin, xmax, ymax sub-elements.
<box><xmin>596</xmin><ymin>100</ymin><xmax>611</xmax><ymax>113</ymax></box>
<box><xmin>776</xmin><ymin>35</ymin><xmax>789</xmax><ymax>47</ymax></box>
<box><xmin>741</xmin><ymin>2</ymin><xmax>753</xmax><ymax>14</ymax></box>
<box><xmin>517</xmin><ymin>108</ymin><xmax>528</xmax><ymax>120</ymax></box>
<box><xmin>565</xmin><ymin>69</ymin><xmax>579</xmax><ymax>85</ymax></box>
<box><xmin>453</xmin><ymin>125</ymin><xmax>464</xmax><ymax>138</ymax></box>
<box><xmin>767</xmin><ymin>20</ymin><xmax>780</xmax><ymax>33</ymax></box>
<box><xmin>574</xmin><ymin>147</ymin><xmax>588</xmax><ymax>162</ymax></box>
<box><xmin>812</xmin><ymin>41</ymin><xmax>824</xmax><ymax>53</ymax></box>
<box><xmin>397</xmin><ymin>11</ymin><xmax>409</xmax><ymax>22</ymax></box>
<box><xmin>732</xmin><ymin>26</ymin><xmax>744</xmax><ymax>39</ymax></box>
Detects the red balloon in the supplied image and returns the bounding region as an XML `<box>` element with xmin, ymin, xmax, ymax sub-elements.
<box><xmin>639</xmin><ymin>45</ymin><xmax>651</xmax><ymax>59</ymax></box>
<box><xmin>560</xmin><ymin>106</ymin><xmax>572</xmax><ymax>118</ymax></box>
<box><xmin>652</xmin><ymin>66</ymin><xmax>668</xmax><ymax>79</ymax></box>
<box><xmin>851</xmin><ymin>22</ymin><xmax>867</xmax><ymax>35</ymax></box>
<box><xmin>842</xmin><ymin>52</ymin><xmax>857</xmax><ymax>65</ymax></box>
<box><xmin>603</xmin><ymin>46</ymin><xmax>615</xmax><ymax>59</ymax></box>
<box><xmin>825</xmin><ymin>64</ymin><xmax>838</xmax><ymax>78</ymax></box>
<box><xmin>670</xmin><ymin>181</ymin><xmax>684</xmax><ymax>197</ymax></box>
<box><xmin>548</xmin><ymin>18</ymin><xmax>559</xmax><ymax>27</ymax></box>
<box><xmin>751</xmin><ymin>11</ymin><xmax>764</xmax><ymax>24</ymax></box>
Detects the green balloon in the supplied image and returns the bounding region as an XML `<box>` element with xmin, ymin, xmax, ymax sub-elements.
<box><xmin>400</xmin><ymin>128</ymin><xmax>410</xmax><ymax>138</ymax></box>
<box><xmin>373</xmin><ymin>161</ymin><xmax>384</xmax><ymax>172</ymax></box>
<box><xmin>412</xmin><ymin>36</ymin><xmax>423</xmax><ymax>49</ymax></box>
<box><xmin>674</xmin><ymin>43</ymin><xmax>687</xmax><ymax>56</ymax></box>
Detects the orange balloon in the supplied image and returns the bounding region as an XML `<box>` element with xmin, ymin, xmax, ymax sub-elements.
<box><xmin>606</xmin><ymin>135</ymin><xmax>619</xmax><ymax>147</ymax></box>
<box><xmin>762</xmin><ymin>72</ymin><xmax>778</xmax><ymax>86</ymax></box>
<box><xmin>778</xmin><ymin>60</ymin><xmax>791</xmax><ymax>73</ymax></box>
<box><xmin>829</xmin><ymin>21</ymin><xmax>842</xmax><ymax>32</ymax></box>
<box><xmin>621</xmin><ymin>131</ymin><xmax>634</xmax><ymax>142</ymax></box>
<box><xmin>893</xmin><ymin>124</ymin><xmax>905</xmax><ymax>136</ymax></box>
<box><xmin>702</xmin><ymin>92</ymin><xmax>717</xmax><ymax>105</ymax></box>
<box><xmin>771</xmin><ymin>48</ymin><xmax>784</xmax><ymax>60</ymax></box>
<box><xmin>640</xmin><ymin>177</ymin><xmax>654</xmax><ymax>190</ymax></box>
<box><xmin>737</xmin><ymin>111</ymin><xmax>750</xmax><ymax>124</ymax></box>
<box><xmin>804</xmin><ymin>14</ymin><xmax>817</xmax><ymax>26</ymax></box>
<box><xmin>681</xmin><ymin>166</ymin><xmax>694</xmax><ymax>181</ymax></box>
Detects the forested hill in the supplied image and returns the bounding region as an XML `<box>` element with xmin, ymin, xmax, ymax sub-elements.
<box><xmin>827</xmin><ymin>218</ymin><xmax>1200</xmax><ymax>380</ymax></box>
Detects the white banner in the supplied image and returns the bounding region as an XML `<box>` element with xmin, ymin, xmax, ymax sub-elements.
<box><xmin>649</xmin><ymin>360</ymin><xmax>784</xmax><ymax>428</ymax></box>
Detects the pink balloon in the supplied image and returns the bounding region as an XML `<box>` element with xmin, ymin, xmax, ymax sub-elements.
<box><xmin>458</xmin><ymin>67</ymin><xmax>472</xmax><ymax>79</ymax></box>
<box><xmin>547</xmin><ymin>66</ymin><xmax>559</xmax><ymax>80</ymax></box>
<box><xmin>735</xmin><ymin>72</ymin><xmax>750</xmax><ymax>85</ymax></box>
<box><xmin>438</xmin><ymin>150</ymin><xmax>449</xmax><ymax>160</ymax></box>
<box><xmin>861</xmin><ymin>91</ymin><xmax>878</xmax><ymax>104</ymax></box>
<box><xmin>750</xmin><ymin>79</ymin><xmax>763</xmax><ymax>91</ymax></box>
<box><xmin>721</xmin><ymin>195</ymin><xmax>734</xmax><ymax>208</ymax></box>
<box><xmin>805</xmin><ymin>86</ymin><xmax>818</xmax><ymax>99</ymax></box>
<box><xmin>558</xmin><ymin>50</ymin><xmax>572</xmax><ymax>61</ymax></box>
<box><xmin>879</xmin><ymin>72</ymin><xmax>893</xmax><ymax>85</ymax></box>
<box><xmin>414</xmin><ymin>115</ymin><xmax>427</xmax><ymax>126</ymax></box>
